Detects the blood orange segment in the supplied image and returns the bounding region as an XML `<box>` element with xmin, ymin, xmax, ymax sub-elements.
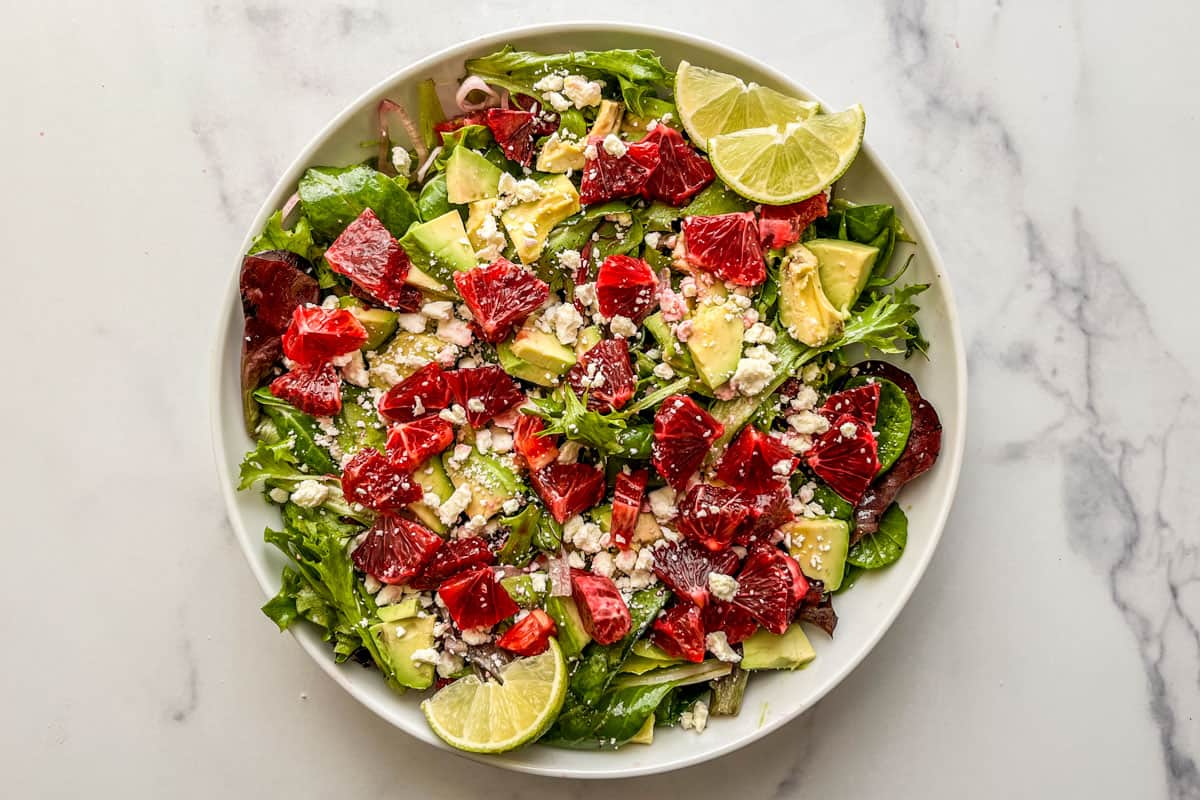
<box><xmin>340</xmin><ymin>447</ymin><xmax>424</xmax><ymax>512</ymax></box>
<box><xmin>378</xmin><ymin>362</ymin><xmax>452</xmax><ymax>423</ymax></box>
<box><xmin>453</xmin><ymin>258</ymin><xmax>549</xmax><ymax>343</ymax></box>
<box><xmin>703</xmin><ymin>598</ymin><xmax>758</xmax><ymax>645</ymax></box>
<box><xmin>609</xmin><ymin>469</ymin><xmax>648</xmax><ymax>549</ymax></box>
<box><xmin>650</xmin><ymin>602</ymin><xmax>706</xmax><ymax>662</ymax></box>
<box><xmin>513</xmin><ymin>413</ymin><xmax>560</xmax><ymax>471</ymax></box>
<box><xmin>410</xmin><ymin>536</ymin><xmax>495</xmax><ymax>590</ymax></box>
<box><xmin>820</xmin><ymin>383</ymin><xmax>881</xmax><ymax>427</ymax></box>
<box><xmin>324</xmin><ymin>208</ymin><xmax>413</xmax><ymax>309</ymax></box>
<box><xmin>805</xmin><ymin>412</ymin><xmax>880</xmax><ymax>504</ymax></box>
<box><xmin>445</xmin><ymin>365</ymin><xmax>525</xmax><ymax>428</ymax></box>
<box><xmin>681</xmin><ymin>212</ymin><xmax>766</xmax><ymax>286</ymax></box>
<box><xmin>280</xmin><ymin>305</ymin><xmax>368</xmax><ymax>366</ymax></box>
<box><xmin>579</xmin><ymin>136</ymin><xmax>661</xmax><ymax>206</ymax></box>
<box><xmin>496</xmin><ymin>608</ymin><xmax>557</xmax><ymax>656</ymax></box>
<box><xmin>715</xmin><ymin>425</ymin><xmax>798</xmax><ymax>493</ymax></box>
<box><xmin>652</xmin><ymin>395</ymin><xmax>725</xmax><ymax>490</ymax></box>
<box><xmin>485</xmin><ymin>108</ymin><xmax>543</xmax><ymax>167</ymax></box>
<box><xmin>641</xmin><ymin>123</ymin><xmax>715</xmax><ymax>206</ymax></box>
<box><xmin>595</xmin><ymin>255</ymin><xmax>659</xmax><ymax>323</ymax></box>
<box><xmin>530</xmin><ymin>462</ymin><xmax>606</xmax><ymax>523</ymax></box>
<box><xmin>351</xmin><ymin>514</ymin><xmax>444</xmax><ymax>585</ymax></box>
<box><xmin>437</xmin><ymin>566</ymin><xmax>521</xmax><ymax>630</ymax></box>
<box><xmin>570</xmin><ymin>570</ymin><xmax>632</xmax><ymax>645</ymax></box>
<box><xmin>677</xmin><ymin>484</ymin><xmax>751</xmax><ymax>551</ymax></box>
<box><xmin>758</xmin><ymin>194</ymin><xmax>829</xmax><ymax>250</ymax></box>
<box><xmin>566</xmin><ymin>338</ymin><xmax>636</xmax><ymax>412</ymax></box>
<box><xmin>270</xmin><ymin>362</ymin><xmax>343</xmax><ymax>417</ymax></box>
<box><xmin>730</xmin><ymin>544</ymin><xmax>804</xmax><ymax>634</ymax></box>
<box><xmin>651</xmin><ymin>539</ymin><xmax>740</xmax><ymax>607</ymax></box>
<box><xmin>386</xmin><ymin>415</ymin><xmax>455</xmax><ymax>470</ymax></box>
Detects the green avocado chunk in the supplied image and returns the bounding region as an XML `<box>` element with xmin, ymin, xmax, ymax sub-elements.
<box><xmin>443</xmin><ymin>449</ymin><xmax>522</xmax><ymax>521</ymax></box>
<box><xmin>545</xmin><ymin>595</ymin><xmax>592</xmax><ymax>657</ymax></box>
<box><xmin>497</xmin><ymin>340</ymin><xmax>561</xmax><ymax>387</ymax></box>
<box><xmin>807</xmin><ymin>238</ymin><xmax>879</xmax><ymax>313</ymax></box>
<box><xmin>741</xmin><ymin>624</ymin><xmax>816</xmax><ymax>670</ymax></box>
<box><xmin>687</xmin><ymin>299</ymin><xmax>744</xmax><ymax>389</ymax></box>
<box><xmin>371</xmin><ymin>614</ymin><xmax>436</xmax><ymax>689</ymax></box>
<box><xmin>409</xmin><ymin>456</ymin><xmax>454</xmax><ymax>534</ymax></box>
<box><xmin>446</xmin><ymin>147</ymin><xmax>502</xmax><ymax>204</ymax></box>
<box><xmin>778</xmin><ymin>243</ymin><xmax>843</xmax><ymax>346</ymax></box>
<box><xmin>785</xmin><ymin>517</ymin><xmax>850</xmax><ymax>591</ymax></box>
<box><xmin>510</xmin><ymin>318</ymin><xmax>576</xmax><ymax>375</ymax></box>
<box><xmin>399</xmin><ymin>210</ymin><xmax>477</xmax><ymax>280</ymax></box>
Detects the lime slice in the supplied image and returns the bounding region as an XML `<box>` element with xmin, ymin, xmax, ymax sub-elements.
<box><xmin>420</xmin><ymin>638</ymin><xmax>567</xmax><ymax>753</ymax></box>
<box><xmin>675</xmin><ymin>60</ymin><xmax>819</xmax><ymax>150</ymax></box>
<box><xmin>707</xmin><ymin>105</ymin><xmax>866</xmax><ymax>205</ymax></box>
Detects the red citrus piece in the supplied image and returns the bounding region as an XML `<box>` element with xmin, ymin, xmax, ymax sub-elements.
<box><xmin>758</xmin><ymin>194</ymin><xmax>829</xmax><ymax>250</ymax></box>
<box><xmin>703</xmin><ymin>599</ymin><xmax>759</xmax><ymax>645</ymax></box>
<box><xmin>484</xmin><ymin>108</ymin><xmax>542</xmax><ymax>167</ymax></box>
<box><xmin>445</xmin><ymin>365</ymin><xmax>525</xmax><ymax>428</ymax></box>
<box><xmin>641</xmin><ymin>124</ymin><xmax>714</xmax><ymax>206</ymax></box>
<box><xmin>453</xmin><ymin>257</ymin><xmax>549</xmax><ymax>343</ymax></box>
<box><xmin>570</xmin><ymin>570</ymin><xmax>632</xmax><ymax>645</ymax></box>
<box><xmin>730</xmin><ymin>544</ymin><xmax>804</xmax><ymax>634</ymax></box>
<box><xmin>351</xmin><ymin>514</ymin><xmax>443</xmax><ymax>585</ymax></box>
<box><xmin>496</xmin><ymin>608</ymin><xmax>558</xmax><ymax>656</ymax></box>
<box><xmin>609</xmin><ymin>469</ymin><xmax>648</xmax><ymax>549</ymax></box>
<box><xmin>530</xmin><ymin>462</ymin><xmax>606</xmax><ymax>523</ymax></box>
<box><xmin>805</xmin><ymin>412</ymin><xmax>880</xmax><ymax>504</ymax></box>
<box><xmin>409</xmin><ymin>536</ymin><xmax>495</xmax><ymax>591</ymax></box>
<box><xmin>579</xmin><ymin>136</ymin><xmax>661</xmax><ymax>205</ymax></box>
<box><xmin>738</xmin><ymin>487</ymin><xmax>796</xmax><ymax>545</ymax></box>
<box><xmin>820</xmin><ymin>383</ymin><xmax>881</xmax><ymax>427</ymax></box>
<box><xmin>433</xmin><ymin>110</ymin><xmax>489</xmax><ymax>143</ymax></box>
<box><xmin>595</xmin><ymin>254</ymin><xmax>659</xmax><ymax>323</ymax></box>
<box><xmin>436</xmin><ymin>566</ymin><xmax>521</xmax><ymax>630</ymax></box>
<box><xmin>340</xmin><ymin>447</ymin><xmax>423</xmax><ymax>512</ymax></box>
<box><xmin>681</xmin><ymin>212</ymin><xmax>766</xmax><ymax>286</ymax></box>
<box><xmin>280</xmin><ymin>305</ymin><xmax>368</xmax><ymax>366</ymax></box>
<box><xmin>566</xmin><ymin>338</ymin><xmax>635</xmax><ymax>412</ymax></box>
<box><xmin>651</xmin><ymin>395</ymin><xmax>725</xmax><ymax>490</ymax></box>
<box><xmin>386</xmin><ymin>415</ymin><xmax>454</xmax><ymax>470</ymax></box>
<box><xmin>323</xmin><ymin>208</ymin><xmax>412</xmax><ymax>309</ymax></box>
<box><xmin>270</xmin><ymin>362</ymin><xmax>342</xmax><ymax>417</ymax></box>
<box><xmin>651</xmin><ymin>538</ymin><xmax>740</xmax><ymax>607</ymax></box>
<box><xmin>650</xmin><ymin>602</ymin><xmax>707</xmax><ymax>663</ymax></box>
<box><xmin>676</xmin><ymin>484</ymin><xmax>751</xmax><ymax>551</ymax></box>
<box><xmin>513</xmin><ymin>413</ymin><xmax>560</xmax><ymax>471</ymax></box>
<box><xmin>715</xmin><ymin>425</ymin><xmax>798</xmax><ymax>493</ymax></box>
<box><xmin>378</xmin><ymin>362</ymin><xmax>452</xmax><ymax>423</ymax></box>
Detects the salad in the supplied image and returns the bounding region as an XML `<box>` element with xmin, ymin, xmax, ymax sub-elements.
<box><xmin>236</xmin><ymin>47</ymin><xmax>942</xmax><ymax>754</ymax></box>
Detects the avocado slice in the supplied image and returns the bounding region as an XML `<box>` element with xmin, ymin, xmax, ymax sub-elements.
<box><xmin>399</xmin><ymin>210</ymin><xmax>477</xmax><ymax>278</ymax></box>
<box><xmin>687</xmin><ymin>299</ymin><xmax>744</xmax><ymax>389</ymax></box>
<box><xmin>785</xmin><ymin>517</ymin><xmax>851</xmax><ymax>591</ymax></box>
<box><xmin>338</xmin><ymin>297</ymin><xmax>399</xmax><ymax>351</ymax></box>
<box><xmin>500</xmin><ymin>175</ymin><xmax>581</xmax><ymax>264</ymax></box>
<box><xmin>443</xmin><ymin>450</ymin><xmax>522</xmax><ymax>520</ymax></box>
<box><xmin>497</xmin><ymin>340</ymin><xmax>560</xmax><ymax>387</ymax></box>
<box><xmin>544</xmin><ymin>595</ymin><xmax>592</xmax><ymax>657</ymax></box>
<box><xmin>465</xmin><ymin>198</ymin><xmax>501</xmax><ymax>254</ymax></box>
<box><xmin>741</xmin><ymin>624</ymin><xmax>816</xmax><ymax>670</ymax></box>
<box><xmin>574</xmin><ymin>325</ymin><xmax>602</xmax><ymax>358</ymax></box>
<box><xmin>500</xmin><ymin>574</ymin><xmax>548</xmax><ymax>608</ymax></box>
<box><xmin>410</xmin><ymin>457</ymin><xmax>454</xmax><ymax>534</ymax></box>
<box><xmin>629</xmin><ymin>714</ymin><xmax>655</xmax><ymax>745</ymax></box>
<box><xmin>405</xmin><ymin>265</ymin><xmax>453</xmax><ymax>296</ymax></box>
<box><xmin>536</xmin><ymin>135</ymin><xmax>587</xmax><ymax>173</ymax></box>
<box><xmin>807</xmin><ymin>239</ymin><xmax>879</xmax><ymax>313</ymax></box>
<box><xmin>510</xmin><ymin>318</ymin><xmax>577</xmax><ymax>375</ymax></box>
<box><xmin>377</xmin><ymin>596</ymin><xmax>422</xmax><ymax>622</ymax></box>
<box><xmin>371</xmin><ymin>614</ymin><xmax>436</xmax><ymax>689</ymax></box>
<box><xmin>445</xmin><ymin>147</ymin><xmax>502</xmax><ymax>204</ymax></box>
<box><xmin>589</xmin><ymin>100</ymin><xmax>625</xmax><ymax>138</ymax></box>
<box><xmin>778</xmin><ymin>243</ymin><xmax>844</xmax><ymax>347</ymax></box>
<box><xmin>367</xmin><ymin>331</ymin><xmax>445</xmax><ymax>388</ymax></box>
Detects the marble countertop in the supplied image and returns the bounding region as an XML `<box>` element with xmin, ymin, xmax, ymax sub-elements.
<box><xmin>5</xmin><ymin>1</ymin><xmax>1198</xmax><ymax>797</ymax></box>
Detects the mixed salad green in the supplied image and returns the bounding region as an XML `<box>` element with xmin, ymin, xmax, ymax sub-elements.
<box><xmin>236</xmin><ymin>46</ymin><xmax>942</xmax><ymax>753</ymax></box>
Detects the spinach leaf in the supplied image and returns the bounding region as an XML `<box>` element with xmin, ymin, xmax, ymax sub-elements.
<box><xmin>808</xmin><ymin>482</ymin><xmax>854</xmax><ymax>521</ymax></box>
<box><xmin>544</xmin><ymin>683</ymin><xmax>676</xmax><ymax>749</ymax></box>
<box><xmin>252</xmin><ymin>388</ymin><xmax>337</xmax><ymax>475</ymax></box>
<box><xmin>644</xmin><ymin>201</ymin><xmax>680</xmax><ymax>232</ymax></box>
<box><xmin>847</xmin><ymin>503</ymin><xmax>907</xmax><ymax>569</ymax></box>
<box><xmin>681</xmin><ymin>180</ymin><xmax>754</xmax><ymax>217</ymax></box>
<box><xmin>655</xmin><ymin>684</ymin><xmax>711</xmax><ymax>726</ymax></box>
<box><xmin>569</xmin><ymin>585</ymin><xmax>670</xmax><ymax>705</ymax></box>
<box><xmin>837</xmin><ymin>564</ymin><xmax>865</xmax><ymax>593</ymax></box>
<box><xmin>261</xmin><ymin>504</ymin><xmax>397</xmax><ymax>681</ymax></box>
<box><xmin>249</xmin><ymin>210</ymin><xmax>316</xmax><ymax>260</ymax></box>
<box><xmin>593</xmin><ymin>213</ymin><xmax>644</xmax><ymax>259</ymax></box>
<box><xmin>844</xmin><ymin>375</ymin><xmax>912</xmax><ymax>472</ymax></box>
<box><xmin>465</xmin><ymin>47</ymin><xmax>672</xmax><ymax>116</ymax></box>
<box><xmin>417</xmin><ymin>173</ymin><xmax>452</xmax><ymax>222</ymax></box>
<box><xmin>416</xmin><ymin>78</ymin><xmax>443</xmax><ymax>151</ymax></box>
<box><xmin>298</xmin><ymin>165</ymin><xmax>420</xmax><ymax>242</ymax></box>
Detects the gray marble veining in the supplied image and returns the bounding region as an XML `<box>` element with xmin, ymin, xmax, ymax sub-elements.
<box><xmin>3</xmin><ymin>0</ymin><xmax>1197</xmax><ymax>797</ymax></box>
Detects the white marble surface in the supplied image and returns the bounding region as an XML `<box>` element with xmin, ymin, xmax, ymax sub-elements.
<box><xmin>4</xmin><ymin>0</ymin><xmax>1198</xmax><ymax>797</ymax></box>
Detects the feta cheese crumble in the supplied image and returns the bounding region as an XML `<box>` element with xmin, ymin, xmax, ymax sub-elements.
<box><xmin>705</xmin><ymin>631</ymin><xmax>742</xmax><ymax>663</ymax></box>
<box><xmin>708</xmin><ymin>572</ymin><xmax>739</xmax><ymax>602</ymax></box>
<box><xmin>290</xmin><ymin>479</ymin><xmax>329</xmax><ymax>508</ymax></box>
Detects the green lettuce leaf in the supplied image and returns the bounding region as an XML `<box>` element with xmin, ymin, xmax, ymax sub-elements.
<box><xmin>251</xmin><ymin>387</ymin><xmax>337</xmax><ymax>475</ymax></box>
<box><xmin>249</xmin><ymin>210</ymin><xmax>317</xmax><ymax>260</ymax></box>
<box><xmin>298</xmin><ymin>165</ymin><xmax>420</xmax><ymax>242</ymax></box>
<box><xmin>847</xmin><ymin>503</ymin><xmax>908</xmax><ymax>569</ymax></box>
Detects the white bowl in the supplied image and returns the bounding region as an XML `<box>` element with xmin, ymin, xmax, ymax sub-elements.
<box><xmin>210</xmin><ymin>21</ymin><xmax>966</xmax><ymax>779</ymax></box>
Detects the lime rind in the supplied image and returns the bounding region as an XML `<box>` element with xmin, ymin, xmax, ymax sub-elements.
<box><xmin>675</xmin><ymin>60</ymin><xmax>819</xmax><ymax>150</ymax></box>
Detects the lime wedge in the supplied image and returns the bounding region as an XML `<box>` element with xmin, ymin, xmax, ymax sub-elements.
<box><xmin>675</xmin><ymin>60</ymin><xmax>819</xmax><ymax>150</ymax></box>
<box><xmin>707</xmin><ymin>105</ymin><xmax>866</xmax><ymax>205</ymax></box>
<box><xmin>420</xmin><ymin>638</ymin><xmax>567</xmax><ymax>753</ymax></box>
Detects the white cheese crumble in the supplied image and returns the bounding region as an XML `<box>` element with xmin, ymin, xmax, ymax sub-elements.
<box><xmin>375</xmin><ymin>585</ymin><xmax>406</xmax><ymax>605</ymax></box>
<box><xmin>268</xmin><ymin>487</ymin><xmax>290</xmax><ymax>504</ymax></box>
<box><xmin>591</xmin><ymin>551</ymin><xmax>616</xmax><ymax>578</ymax></box>
<box><xmin>290</xmin><ymin>479</ymin><xmax>329</xmax><ymax>508</ymax></box>
<box><xmin>437</xmin><ymin>484</ymin><xmax>473</xmax><ymax>525</ymax></box>
<box><xmin>502</xmin><ymin>497</ymin><xmax>522</xmax><ymax>515</ymax></box>
<box><xmin>410</xmin><ymin>648</ymin><xmax>440</xmax><ymax>666</ymax></box>
<box><xmin>557</xmin><ymin>440</ymin><xmax>582</xmax><ymax>464</ymax></box>
<box><xmin>533</xmin><ymin>74</ymin><xmax>565</xmax><ymax>92</ymax></box>
<box><xmin>788</xmin><ymin>411</ymin><xmax>830</xmax><ymax>435</ymax></box>
<box><xmin>562</xmin><ymin>74</ymin><xmax>603</xmax><ymax>107</ymax></box>
<box><xmin>743</xmin><ymin>322</ymin><xmax>777</xmax><ymax>344</ymax></box>
<box><xmin>339</xmin><ymin>350</ymin><xmax>369</xmax><ymax>387</ymax></box>
<box><xmin>601</xmin><ymin>133</ymin><xmax>628</xmax><ymax>158</ymax></box>
<box><xmin>545</xmin><ymin>302</ymin><xmax>584</xmax><ymax>345</ymax></box>
<box><xmin>460</xmin><ymin>627</ymin><xmax>492</xmax><ymax>646</ymax></box>
<box><xmin>421</xmin><ymin>300</ymin><xmax>454</xmax><ymax>321</ymax></box>
<box><xmin>706</xmin><ymin>631</ymin><xmax>742</xmax><ymax>663</ymax></box>
<box><xmin>436</xmin><ymin>318</ymin><xmax>474</xmax><ymax>347</ymax></box>
<box><xmin>396</xmin><ymin>313</ymin><xmax>427</xmax><ymax>333</ymax></box>
<box><xmin>556</xmin><ymin>249</ymin><xmax>582</xmax><ymax>274</ymax></box>
<box><xmin>730</xmin><ymin>356</ymin><xmax>775</xmax><ymax>397</ymax></box>
<box><xmin>467</xmin><ymin>397</ymin><xmax>486</xmax><ymax>413</ymax></box>
<box><xmin>708</xmin><ymin>572</ymin><xmax>739</xmax><ymax>602</ymax></box>
<box><xmin>652</xmin><ymin>362</ymin><xmax>675</xmax><ymax>380</ymax></box>
<box><xmin>567</xmin><ymin>550</ymin><xmax>587</xmax><ymax>569</ymax></box>
<box><xmin>513</xmin><ymin>178</ymin><xmax>542</xmax><ymax>202</ymax></box>
<box><xmin>390</xmin><ymin>146</ymin><xmax>412</xmax><ymax>177</ymax></box>
<box><xmin>564</xmin><ymin>516</ymin><xmax>609</xmax><ymax>553</ymax></box>
<box><xmin>839</xmin><ymin>421</ymin><xmax>858</xmax><ymax>438</ymax></box>
<box><xmin>609</xmin><ymin>315</ymin><xmax>637</xmax><ymax>338</ymax></box>
<box><xmin>680</xmin><ymin>700</ymin><xmax>709</xmax><ymax>732</ymax></box>
<box><xmin>648</xmin><ymin>486</ymin><xmax>678</xmax><ymax>522</ymax></box>
<box><xmin>439</xmin><ymin>405</ymin><xmax>468</xmax><ymax>426</ymax></box>
<box><xmin>474</xmin><ymin>428</ymin><xmax>493</xmax><ymax>452</ymax></box>
<box><xmin>436</xmin><ymin>651</ymin><xmax>464</xmax><ymax>678</ymax></box>
<box><xmin>490</xmin><ymin>428</ymin><xmax>514</xmax><ymax>453</ymax></box>
<box><xmin>474</xmin><ymin>212</ymin><xmax>506</xmax><ymax>262</ymax></box>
